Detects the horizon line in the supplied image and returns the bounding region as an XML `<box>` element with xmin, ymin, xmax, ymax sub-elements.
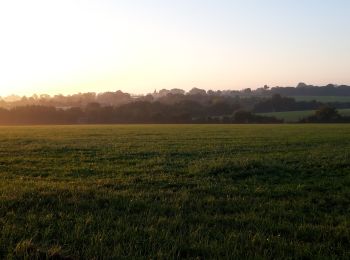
<box><xmin>1</xmin><ymin>82</ymin><xmax>349</xmax><ymax>98</ymax></box>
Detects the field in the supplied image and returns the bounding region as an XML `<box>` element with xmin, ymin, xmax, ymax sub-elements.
<box><xmin>0</xmin><ymin>125</ymin><xmax>349</xmax><ymax>259</ymax></box>
<box><xmin>290</xmin><ymin>96</ymin><xmax>350</xmax><ymax>103</ymax></box>
<box><xmin>258</xmin><ymin>108</ymin><xmax>350</xmax><ymax>122</ymax></box>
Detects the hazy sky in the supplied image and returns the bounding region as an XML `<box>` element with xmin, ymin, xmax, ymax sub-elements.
<box><xmin>0</xmin><ymin>0</ymin><xmax>349</xmax><ymax>96</ymax></box>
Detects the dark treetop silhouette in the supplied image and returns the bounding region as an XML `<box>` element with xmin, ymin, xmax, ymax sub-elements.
<box><xmin>0</xmin><ymin>83</ymin><xmax>350</xmax><ymax>124</ymax></box>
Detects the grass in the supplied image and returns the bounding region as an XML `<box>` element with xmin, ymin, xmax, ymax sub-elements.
<box><xmin>0</xmin><ymin>125</ymin><xmax>349</xmax><ymax>259</ymax></box>
<box><xmin>258</xmin><ymin>108</ymin><xmax>350</xmax><ymax>122</ymax></box>
<box><xmin>290</xmin><ymin>96</ymin><xmax>350</xmax><ymax>103</ymax></box>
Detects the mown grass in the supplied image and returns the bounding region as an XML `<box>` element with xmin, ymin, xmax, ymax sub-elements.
<box><xmin>258</xmin><ymin>109</ymin><xmax>350</xmax><ymax>122</ymax></box>
<box><xmin>0</xmin><ymin>125</ymin><xmax>349</xmax><ymax>259</ymax></box>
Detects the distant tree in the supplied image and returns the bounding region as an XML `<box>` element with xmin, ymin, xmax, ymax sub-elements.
<box><xmin>300</xmin><ymin>106</ymin><xmax>343</xmax><ymax>123</ymax></box>
<box><xmin>40</xmin><ymin>94</ymin><xmax>51</xmax><ymax>100</ymax></box>
<box><xmin>139</xmin><ymin>94</ymin><xmax>154</xmax><ymax>102</ymax></box>
<box><xmin>242</xmin><ymin>88</ymin><xmax>252</xmax><ymax>94</ymax></box>
<box><xmin>314</xmin><ymin>106</ymin><xmax>340</xmax><ymax>121</ymax></box>
<box><xmin>98</xmin><ymin>91</ymin><xmax>129</xmax><ymax>105</ymax></box>
<box><xmin>158</xmin><ymin>89</ymin><xmax>171</xmax><ymax>97</ymax></box>
<box><xmin>296</xmin><ymin>82</ymin><xmax>308</xmax><ymax>88</ymax></box>
<box><xmin>0</xmin><ymin>99</ymin><xmax>6</xmax><ymax>108</ymax></box>
<box><xmin>207</xmin><ymin>90</ymin><xmax>215</xmax><ymax>95</ymax></box>
<box><xmin>188</xmin><ymin>88</ymin><xmax>206</xmax><ymax>96</ymax></box>
<box><xmin>0</xmin><ymin>108</ymin><xmax>10</xmax><ymax>122</ymax></box>
<box><xmin>234</xmin><ymin>110</ymin><xmax>253</xmax><ymax>123</ymax></box>
<box><xmin>169</xmin><ymin>89</ymin><xmax>185</xmax><ymax>95</ymax></box>
<box><xmin>233</xmin><ymin>110</ymin><xmax>282</xmax><ymax>123</ymax></box>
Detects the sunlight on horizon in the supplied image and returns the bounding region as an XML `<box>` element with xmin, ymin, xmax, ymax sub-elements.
<box><xmin>0</xmin><ymin>0</ymin><xmax>350</xmax><ymax>97</ymax></box>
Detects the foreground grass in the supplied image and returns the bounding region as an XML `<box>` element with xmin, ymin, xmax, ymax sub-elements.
<box><xmin>258</xmin><ymin>109</ymin><xmax>350</xmax><ymax>122</ymax></box>
<box><xmin>0</xmin><ymin>125</ymin><xmax>349</xmax><ymax>259</ymax></box>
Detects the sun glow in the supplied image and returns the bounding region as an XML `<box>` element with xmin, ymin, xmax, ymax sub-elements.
<box><xmin>0</xmin><ymin>0</ymin><xmax>350</xmax><ymax>96</ymax></box>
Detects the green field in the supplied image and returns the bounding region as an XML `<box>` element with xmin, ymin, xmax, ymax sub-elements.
<box><xmin>0</xmin><ymin>125</ymin><xmax>349</xmax><ymax>259</ymax></box>
<box><xmin>258</xmin><ymin>108</ymin><xmax>350</xmax><ymax>122</ymax></box>
<box><xmin>290</xmin><ymin>96</ymin><xmax>350</xmax><ymax>103</ymax></box>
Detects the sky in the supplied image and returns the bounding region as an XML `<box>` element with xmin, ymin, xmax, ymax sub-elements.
<box><xmin>0</xmin><ymin>0</ymin><xmax>349</xmax><ymax>96</ymax></box>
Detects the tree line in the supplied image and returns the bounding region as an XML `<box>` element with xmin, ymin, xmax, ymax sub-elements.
<box><xmin>0</xmin><ymin>98</ymin><xmax>349</xmax><ymax>125</ymax></box>
<box><xmin>1</xmin><ymin>83</ymin><xmax>350</xmax><ymax>110</ymax></box>
<box><xmin>0</xmin><ymin>101</ymin><xmax>282</xmax><ymax>124</ymax></box>
<box><xmin>1</xmin><ymin>84</ymin><xmax>350</xmax><ymax>124</ymax></box>
<box><xmin>300</xmin><ymin>106</ymin><xmax>350</xmax><ymax>123</ymax></box>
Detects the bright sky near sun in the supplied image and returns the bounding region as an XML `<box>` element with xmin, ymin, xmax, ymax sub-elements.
<box><xmin>0</xmin><ymin>0</ymin><xmax>350</xmax><ymax>96</ymax></box>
